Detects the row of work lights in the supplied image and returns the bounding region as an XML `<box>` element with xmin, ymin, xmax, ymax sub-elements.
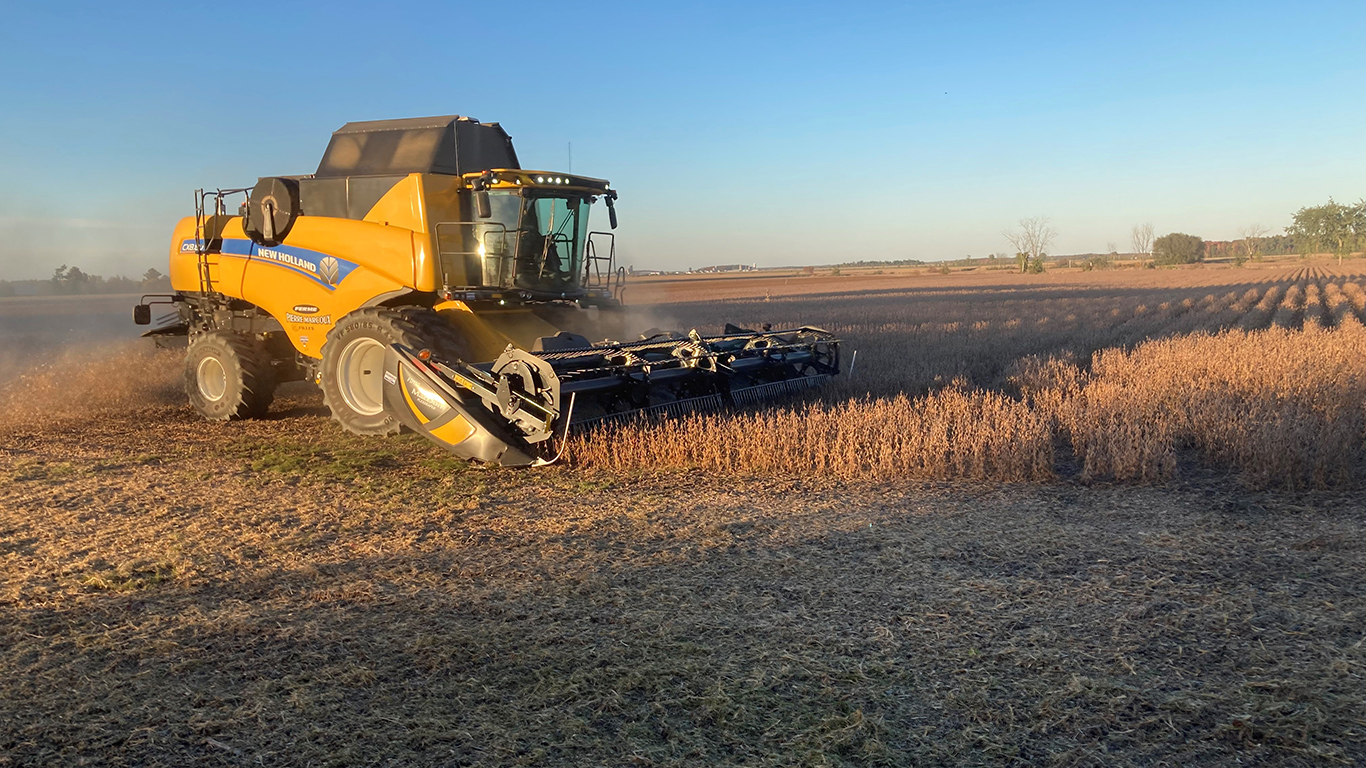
<box><xmin>482</xmin><ymin>173</ymin><xmax>607</xmax><ymax>190</ymax></box>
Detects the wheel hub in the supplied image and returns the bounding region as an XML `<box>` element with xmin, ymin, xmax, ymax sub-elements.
<box><xmin>197</xmin><ymin>357</ymin><xmax>227</xmax><ymax>402</ymax></box>
<box><xmin>337</xmin><ymin>337</ymin><xmax>387</xmax><ymax>416</ymax></box>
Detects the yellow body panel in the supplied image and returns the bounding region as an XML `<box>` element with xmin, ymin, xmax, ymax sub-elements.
<box><xmin>399</xmin><ymin>369</ymin><xmax>478</xmax><ymax>446</ymax></box>
<box><xmin>241</xmin><ymin>225</ymin><xmax>410</xmax><ymax>358</ymax></box>
<box><xmin>428</xmin><ymin>418</ymin><xmax>477</xmax><ymax>446</ymax></box>
<box><xmin>170</xmin><ymin>199</ymin><xmax>421</xmax><ymax>359</ymax></box>
<box><xmin>167</xmin><ymin>169</ymin><xmax>605</xmax><ymax>362</ymax></box>
<box><xmin>414</xmin><ymin>174</ymin><xmax>466</xmax><ymax>290</ymax></box>
<box><xmin>356</xmin><ymin>173</ymin><xmax>469</xmax><ymax>291</ymax></box>
<box><xmin>361</xmin><ymin>174</ymin><xmax>427</xmax><ymax>233</ymax></box>
<box><xmin>434</xmin><ymin>300</ymin><xmax>564</xmax><ymax>362</ymax></box>
<box><xmin>168</xmin><ymin>216</ymin><xmax>247</xmax><ymax>298</ymax></box>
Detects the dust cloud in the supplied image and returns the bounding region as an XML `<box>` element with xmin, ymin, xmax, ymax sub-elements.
<box><xmin>613</xmin><ymin>305</ymin><xmax>692</xmax><ymax>338</ymax></box>
<box><xmin>0</xmin><ymin>341</ymin><xmax>183</xmax><ymax>426</ymax></box>
<box><xmin>0</xmin><ymin>295</ymin><xmax>731</xmax><ymax>430</ymax></box>
<box><xmin>555</xmin><ymin>304</ymin><xmax>693</xmax><ymax>344</ymax></box>
<box><xmin>0</xmin><ymin>295</ymin><xmax>183</xmax><ymax>427</ymax></box>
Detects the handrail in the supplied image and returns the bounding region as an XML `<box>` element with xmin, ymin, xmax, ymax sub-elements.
<box><xmin>584</xmin><ymin>231</ymin><xmax>616</xmax><ymax>289</ymax></box>
<box><xmin>434</xmin><ymin>221</ymin><xmax>513</xmax><ymax>289</ymax></box>
<box><xmin>584</xmin><ymin>231</ymin><xmax>626</xmax><ymax>303</ymax></box>
<box><xmin>191</xmin><ymin>187</ymin><xmax>250</xmax><ymax>296</ymax></box>
<box><xmin>433</xmin><ymin>219</ymin><xmax>594</xmax><ymax>297</ymax></box>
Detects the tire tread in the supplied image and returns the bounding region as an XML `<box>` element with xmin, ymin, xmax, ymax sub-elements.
<box><xmin>184</xmin><ymin>330</ymin><xmax>276</xmax><ymax>421</ymax></box>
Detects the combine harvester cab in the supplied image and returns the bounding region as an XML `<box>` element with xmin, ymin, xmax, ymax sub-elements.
<box><xmin>137</xmin><ymin>114</ymin><xmax>841</xmax><ymax>466</ymax></box>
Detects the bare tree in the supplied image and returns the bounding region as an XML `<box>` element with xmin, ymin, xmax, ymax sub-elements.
<box><xmin>1131</xmin><ymin>222</ymin><xmax>1154</xmax><ymax>261</ymax></box>
<box><xmin>1237</xmin><ymin>224</ymin><xmax>1269</xmax><ymax>263</ymax></box>
<box><xmin>1004</xmin><ymin>217</ymin><xmax>1058</xmax><ymax>274</ymax></box>
<box><xmin>1106</xmin><ymin>241</ymin><xmax>1118</xmax><ymax>255</ymax></box>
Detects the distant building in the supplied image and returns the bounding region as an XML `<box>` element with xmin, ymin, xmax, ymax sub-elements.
<box><xmin>692</xmin><ymin>264</ymin><xmax>756</xmax><ymax>274</ymax></box>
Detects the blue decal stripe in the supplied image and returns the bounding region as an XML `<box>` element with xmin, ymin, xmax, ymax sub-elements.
<box><xmin>179</xmin><ymin>238</ymin><xmax>360</xmax><ymax>290</ymax></box>
<box><xmin>221</xmin><ymin>239</ymin><xmax>253</xmax><ymax>256</ymax></box>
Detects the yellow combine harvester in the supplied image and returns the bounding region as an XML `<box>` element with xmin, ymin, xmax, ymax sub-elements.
<box><xmin>135</xmin><ymin>115</ymin><xmax>840</xmax><ymax>465</ymax></box>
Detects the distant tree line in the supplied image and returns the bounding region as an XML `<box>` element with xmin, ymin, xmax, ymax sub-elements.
<box><xmin>835</xmin><ymin>258</ymin><xmax>928</xmax><ymax>267</ymax></box>
<box><xmin>1203</xmin><ymin>235</ymin><xmax>1297</xmax><ymax>260</ymax></box>
<box><xmin>1133</xmin><ymin>198</ymin><xmax>1365</xmax><ymax>269</ymax></box>
<box><xmin>0</xmin><ymin>266</ymin><xmax>171</xmax><ymax>297</ymax></box>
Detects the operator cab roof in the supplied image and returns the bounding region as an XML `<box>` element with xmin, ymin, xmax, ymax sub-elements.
<box><xmin>314</xmin><ymin>115</ymin><xmax>520</xmax><ymax>178</ymax></box>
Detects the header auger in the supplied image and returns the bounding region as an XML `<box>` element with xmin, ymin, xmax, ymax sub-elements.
<box><xmin>135</xmin><ymin>114</ymin><xmax>840</xmax><ymax>466</ymax></box>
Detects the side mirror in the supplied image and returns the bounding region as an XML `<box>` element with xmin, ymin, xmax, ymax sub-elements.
<box><xmin>606</xmin><ymin>195</ymin><xmax>617</xmax><ymax>230</ymax></box>
<box><xmin>133</xmin><ymin>304</ymin><xmax>151</xmax><ymax>325</ymax></box>
<box><xmin>475</xmin><ymin>189</ymin><xmax>492</xmax><ymax>219</ymax></box>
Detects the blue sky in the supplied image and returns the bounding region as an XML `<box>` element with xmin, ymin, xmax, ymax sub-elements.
<box><xmin>0</xmin><ymin>1</ymin><xmax>1362</xmax><ymax>279</ymax></box>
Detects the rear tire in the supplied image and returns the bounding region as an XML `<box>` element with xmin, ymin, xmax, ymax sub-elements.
<box><xmin>320</xmin><ymin>307</ymin><xmax>470</xmax><ymax>436</ymax></box>
<box><xmin>184</xmin><ymin>330</ymin><xmax>276</xmax><ymax>420</ymax></box>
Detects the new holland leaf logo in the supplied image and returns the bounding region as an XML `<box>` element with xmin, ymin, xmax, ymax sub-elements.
<box><xmin>318</xmin><ymin>256</ymin><xmax>341</xmax><ymax>286</ymax></box>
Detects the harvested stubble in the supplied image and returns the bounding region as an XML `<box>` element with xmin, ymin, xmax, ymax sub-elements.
<box><xmin>3</xmin><ymin>431</ymin><xmax>1364</xmax><ymax>766</ymax></box>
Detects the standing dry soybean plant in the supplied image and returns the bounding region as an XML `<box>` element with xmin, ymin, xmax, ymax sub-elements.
<box><xmin>575</xmin><ymin>269</ymin><xmax>1366</xmax><ymax>488</ymax></box>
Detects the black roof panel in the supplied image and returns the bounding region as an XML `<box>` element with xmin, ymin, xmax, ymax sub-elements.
<box><xmin>315</xmin><ymin>115</ymin><xmax>520</xmax><ymax>178</ymax></box>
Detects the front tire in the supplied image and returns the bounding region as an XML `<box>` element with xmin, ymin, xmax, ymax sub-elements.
<box><xmin>320</xmin><ymin>307</ymin><xmax>469</xmax><ymax>436</ymax></box>
<box><xmin>184</xmin><ymin>330</ymin><xmax>276</xmax><ymax>420</ymax></box>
